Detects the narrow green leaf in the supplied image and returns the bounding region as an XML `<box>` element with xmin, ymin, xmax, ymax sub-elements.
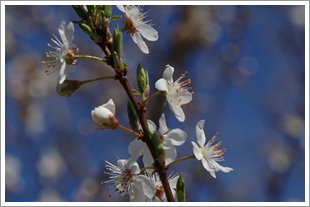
<box><xmin>132</xmin><ymin>89</ymin><xmax>141</xmax><ymax>95</ymax></box>
<box><xmin>72</xmin><ymin>5</ymin><xmax>88</xmax><ymax>20</ymax></box>
<box><xmin>103</xmin><ymin>5</ymin><xmax>112</xmax><ymax>18</ymax></box>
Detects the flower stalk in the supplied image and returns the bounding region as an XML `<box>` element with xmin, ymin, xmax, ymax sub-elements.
<box><xmin>118</xmin><ymin>124</ymin><xmax>142</xmax><ymax>137</ymax></box>
<box><xmin>74</xmin><ymin>54</ymin><xmax>106</xmax><ymax>63</ymax></box>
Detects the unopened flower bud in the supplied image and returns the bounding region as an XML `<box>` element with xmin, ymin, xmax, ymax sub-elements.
<box><xmin>91</xmin><ymin>99</ymin><xmax>119</xmax><ymax>130</ymax></box>
<box><xmin>56</xmin><ymin>80</ymin><xmax>82</xmax><ymax>97</ymax></box>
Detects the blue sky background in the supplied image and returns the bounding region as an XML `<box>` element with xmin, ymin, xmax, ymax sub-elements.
<box><xmin>4</xmin><ymin>5</ymin><xmax>306</xmax><ymax>202</ymax></box>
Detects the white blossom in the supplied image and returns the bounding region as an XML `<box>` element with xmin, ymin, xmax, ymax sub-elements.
<box><xmin>43</xmin><ymin>20</ymin><xmax>78</xmax><ymax>84</ymax></box>
<box><xmin>145</xmin><ymin>170</ymin><xmax>179</xmax><ymax>202</ymax></box>
<box><xmin>117</xmin><ymin>5</ymin><xmax>158</xmax><ymax>54</ymax></box>
<box><xmin>128</xmin><ymin>113</ymin><xmax>187</xmax><ymax>167</ymax></box>
<box><xmin>91</xmin><ymin>99</ymin><xmax>119</xmax><ymax>130</ymax></box>
<box><xmin>103</xmin><ymin>156</ymin><xmax>156</xmax><ymax>202</ymax></box>
<box><xmin>155</xmin><ymin>65</ymin><xmax>193</xmax><ymax>122</ymax></box>
<box><xmin>191</xmin><ymin>120</ymin><xmax>233</xmax><ymax>178</ymax></box>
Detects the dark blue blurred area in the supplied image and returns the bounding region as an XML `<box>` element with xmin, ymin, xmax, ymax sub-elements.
<box><xmin>5</xmin><ymin>5</ymin><xmax>305</xmax><ymax>202</ymax></box>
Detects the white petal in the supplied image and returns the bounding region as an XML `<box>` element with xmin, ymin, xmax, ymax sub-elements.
<box><xmin>129</xmin><ymin>181</ymin><xmax>145</xmax><ymax>202</ymax></box>
<box><xmin>158</xmin><ymin>113</ymin><xmax>168</xmax><ymax>134</ymax></box>
<box><xmin>167</xmin><ymin>100</ymin><xmax>185</xmax><ymax>122</ymax></box>
<box><xmin>196</xmin><ymin>120</ymin><xmax>206</xmax><ymax>147</ymax></box>
<box><xmin>117</xmin><ymin>159</ymin><xmax>127</xmax><ymax>168</ymax></box>
<box><xmin>131</xmin><ymin>32</ymin><xmax>149</xmax><ymax>54</ymax></box>
<box><xmin>155</xmin><ymin>78</ymin><xmax>168</xmax><ymax>93</ymax></box>
<box><xmin>147</xmin><ymin>119</ymin><xmax>157</xmax><ymax>132</ymax></box>
<box><xmin>202</xmin><ymin>159</ymin><xmax>216</xmax><ymax>178</ymax></box>
<box><xmin>175</xmin><ymin>89</ymin><xmax>193</xmax><ymax>105</ymax></box>
<box><xmin>168</xmin><ymin>175</ymin><xmax>179</xmax><ymax>189</ymax></box>
<box><xmin>163</xmin><ymin>65</ymin><xmax>174</xmax><ymax>84</ymax></box>
<box><xmin>128</xmin><ymin>138</ymin><xmax>145</xmax><ymax>156</ymax></box>
<box><xmin>163</xmin><ymin>146</ymin><xmax>176</xmax><ymax>165</ymax></box>
<box><xmin>136</xmin><ymin>175</ymin><xmax>156</xmax><ymax>198</ymax></box>
<box><xmin>210</xmin><ymin>160</ymin><xmax>233</xmax><ymax>173</ymax></box>
<box><xmin>58</xmin><ymin>20</ymin><xmax>67</xmax><ymax>44</ymax></box>
<box><xmin>164</xmin><ymin>129</ymin><xmax>187</xmax><ymax>146</ymax></box>
<box><xmin>60</xmin><ymin>44</ymin><xmax>68</xmax><ymax>60</ymax></box>
<box><xmin>125</xmin><ymin>5</ymin><xmax>140</xmax><ymax>21</ymax></box>
<box><xmin>65</xmin><ymin>22</ymin><xmax>75</xmax><ymax>44</ymax></box>
<box><xmin>136</xmin><ymin>23</ymin><xmax>158</xmax><ymax>41</ymax></box>
<box><xmin>191</xmin><ymin>142</ymin><xmax>203</xmax><ymax>160</ymax></box>
<box><xmin>127</xmin><ymin>160</ymin><xmax>140</xmax><ymax>174</ymax></box>
<box><xmin>116</xmin><ymin>5</ymin><xmax>125</xmax><ymax>12</ymax></box>
<box><xmin>58</xmin><ymin>62</ymin><xmax>67</xmax><ymax>84</ymax></box>
<box><xmin>142</xmin><ymin>149</ymin><xmax>153</xmax><ymax>167</ymax></box>
<box><xmin>102</xmin><ymin>99</ymin><xmax>115</xmax><ymax>115</ymax></box>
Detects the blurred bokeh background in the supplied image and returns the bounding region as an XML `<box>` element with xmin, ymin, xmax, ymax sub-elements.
<box><xmin>5</xmin><ymin>5</ymin><xmax>306</xmax><ymax>202</ymax></box>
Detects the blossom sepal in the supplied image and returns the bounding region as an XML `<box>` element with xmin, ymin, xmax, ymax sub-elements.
<box><xmin>91</xmin><ymin>99</ymin><xmax>119</xmax><ymax>130</ymax></box>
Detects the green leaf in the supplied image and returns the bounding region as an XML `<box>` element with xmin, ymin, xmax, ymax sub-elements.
<box><xmin>132</xmin><ymin>89</ymin><xmax>141</xmax><ymax>95</ymax></box>
<box><xmin>110</xmin><ymin>15</ymin><xmax>122</xmax><ymax>21</ymax></box>
<box><xmin>176</xmin><ymin>173</ymin><xmax>185</xmax><ymax>202</ymax></box>
<box><xmin>72</xmin><ymin>5</ymin><xmax>88</xmax><ymax>20</ymax></box>
<box><xmin>103</xmin><ymin>5</ymin><xmax>112</xmax><ymax>18</ymax></box>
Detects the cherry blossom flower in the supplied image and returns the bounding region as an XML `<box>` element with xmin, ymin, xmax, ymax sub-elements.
<box><xmin>155</xmin><ymin>65</ymin><xmax>193</xmax><ymax>122</ymax></box>
<box><xmin>117</xmin><ymin>5</ymin><xmax>158</xmax><ymax>54</ymax></box>
<box><xmin>128</xmin><ymin>113</ymin><xmax>187</xmax><ymax>167</ymax></box>
<box><xmin>145</xmin><ymin>170</ymin><xmax>179</xmax><ymax>202</ymax></box>
<box><xmin>103</xmin><ymin>156</ymin><xmax>156</xmax><ymax>202</ymax></box>
<box><xmin>191</xmin><ymin>120</ymin><xmax>233</xmax><ymax>178</ymax></box>
<box><xmin>91</xmin><ymin>99</ymin><xmax>119</xmax><ymax>130</ymax></box>
<box><xmin>43</xmin><ymin>20</ymin><xmax>79</xmax><ymax>84</ymax></box>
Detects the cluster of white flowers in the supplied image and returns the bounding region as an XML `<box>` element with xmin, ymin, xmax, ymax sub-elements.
<box><xmin>44</xmin><ymin>5</ymin><xmax>233</xmax><ymax>202</ymax></box>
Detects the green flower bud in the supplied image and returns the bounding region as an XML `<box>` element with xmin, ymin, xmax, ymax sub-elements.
<box><xmin>137</xmin><ymin>63</ymin><xmax>149</xmax><ymax>94</ymax></box>
<box><xmin>112</xmin><ymin>24</ymin><xmax>123</xmax><ymax>58</ymax></box>
<box><xmin>78</xmin><ymin>22</ymin><xmax>92</xmax><ymax>37</ymax></box>
<box><xmin>56</xmin><ymin>80</ymin><xmax>82</xmax><ymax>97</ymax></box>
<box><xmin>176</xmin><ymin>173</ymin><xmax>185</xmax><ymax>202</ymax></box>
<box><xmin>112</xmin><ymin>51</ymin><xmax>122</xmax><ymax>73</ymax></box>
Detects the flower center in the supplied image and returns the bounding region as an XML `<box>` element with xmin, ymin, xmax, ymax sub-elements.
<box><xmin>65</xmin><ymin>47</ymin><xmax>79</xmax><ymax>65</ymax></box>
<box><xmin>123</xmin><ymin>14</ymin><xmax>136</xmax><ymax>35</ymax></box>
<box><xmin>167</xmin><ymin>71</ymin><xmax>194</xmax><ymax>105</ymax></box>
<box><xmin>202</xmin><ymin>132</ymin><xmax>227</xmax><ymax>162</ymax></box>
